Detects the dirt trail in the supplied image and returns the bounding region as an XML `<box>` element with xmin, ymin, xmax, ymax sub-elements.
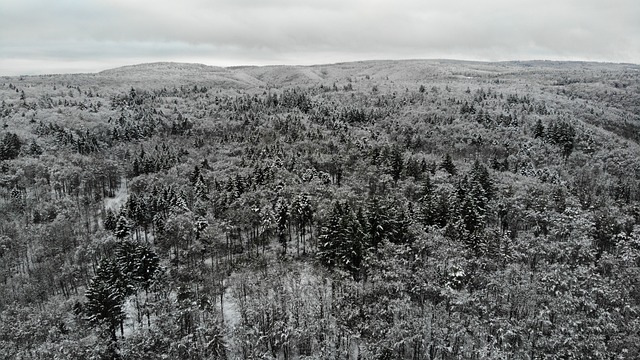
<box><xmin>221</xmin><ymin>277</ymin><xmax>242</xmax><ymax>358</ymax></box>
<box><xmin>104</xmin><ymin>178</ymin><xmax>128</xmax><ymax>211</ymax></box>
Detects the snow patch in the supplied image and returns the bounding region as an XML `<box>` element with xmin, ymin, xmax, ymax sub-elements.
<box><xmin>104</xmin><ymin>178</ymin><xmax>128</xmax><ymax>211</ymax></box>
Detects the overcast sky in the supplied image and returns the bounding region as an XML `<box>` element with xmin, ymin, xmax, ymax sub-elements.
<box><xmin>1</xmin><ymin>0</ymin><xmax>638</xmax><ymax>75</ymax></box>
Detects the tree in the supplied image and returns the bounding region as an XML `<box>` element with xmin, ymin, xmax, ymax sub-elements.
<box><xmin>470</xmin><ymin>160</ymin><xmax>494</xmax><ymax>200</ymax></box>
<box><xmin>533</xmin><ymin>119</ymin><xmax>545</xmax><ymax>138</ymax></box>
<box><xmin>0</xmin><ymin>132</ymin><xmax>22</xmax><ymax>160</ymax></box>
<box><xmin>545</xmin><ymin>120</ymin><xmax>576</xmax><ymax>158</ymax></box>
<box><xmin>291</xmin><ymin>193</ymin><xmax>313</xmax><ymax>255</ymax></box>
<box><xmin>104</xmin><ymin>209</ymin><xmax>117</xmax><ymax>231</ymax></box>
<box><xmin>318</xmin><ymin>201</ymin><xmax>365</xmax><ymax>279</ymax></box>
<box><xmin>592</xmin><ymin>210</ymin><xmax>621</xmax><ymax>257</ymax></box>
<box><xmin>84</xmin><ymin>259</ymin><xmax>127</xmax><ymax>344</ymax></box>
<box><xmin>83</xmin><ymin>242</ymin><xmax>161</xmax><ymax>345</ymax></box>
<box><xmin>275</xmin><ymin>199</ymin><xmax>290</xmax><ymax>255</ymax></box>
<box><xmin>440</xmin><ymin>153</ymin><xmax>457</xmax><ymax>175</ymax></box>
<box><xmin>417</xmin><ymin>176</ymin><xmax>437</xmax><ymax>226</ymax></box>
<box><xmin>115</xmin><ymin>241</ymin><xmax>160</xmax><ymax>290</ymax></box>
<box><xmin>389</xmin><ymin>146</ymin><xmax>404</xmax><ymax>184</ymax></box>
<box><xmin>114</xmin><ymin>214</ymin><xmax>131</xmax><ymax>239</ymax></box>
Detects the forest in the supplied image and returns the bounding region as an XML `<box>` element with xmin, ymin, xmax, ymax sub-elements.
<box><xmin>1</xmin><ymin>59</ymin><xmax>640</xmax><ymax>359</ymax></box>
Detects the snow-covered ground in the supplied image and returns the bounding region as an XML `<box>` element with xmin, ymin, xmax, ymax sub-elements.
<box><xmin>104</xmin><ymin>178</ymin><xmax>128</xmax><ymax>211</ymax></box>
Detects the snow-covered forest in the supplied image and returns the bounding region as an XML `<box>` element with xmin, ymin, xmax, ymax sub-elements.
<box><xmin>1</xmin><ymin>60</ymin><xmax>640</xmax><ymax>359</ymax></box>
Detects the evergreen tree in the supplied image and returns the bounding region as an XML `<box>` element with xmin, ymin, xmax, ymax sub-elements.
<box><xmin>104</xmin><ymin>209</ymin><xmax>117</xmax><ymax>231</ymax></box>
<box><xmin>84</xmin><ymin>242</ymin><xmax>161</xmax><ymax>345</ymax></box>
<box><xmin>189</xmin><ymin>165</ymin><xmax>201</xmax><ymax>186</ymax></box>
<box><xmin>450</xmin><ymin>177</ymin><xmax>489</xmax><ymax>256</ymax></box>
<box><xmin>366</xmin><ymin>197</ymin><xmax>389</xmax><ymax>249</ymax></box>
<box><xmin>0</xmin><ymin>132</ymin><xmax>22</xmax><ymax>160</ymax></box>
<box><xmin>419</xmin><ymin>174</ymin><xmax>434</xmax><ymax>199</ymax></box>
<box><xmin>194</xmin><ymin>175</ymin><xmax>209</xmax><ymax>201</ymax></box>
<box><xmin>417</xmin><ymin>175</ymin><xmax>437</xmax><ymax>226</ymax></box>
<box><xmin>318</xmin><ymin>201</ymin><xmax>366</xmax><ymax>278</ymax></box>
<box><xmin>115</xmin><ymin>241</ymin><xmax>161</xmax><ymax>290</ymax></box>
<box><xmin>318</xmin><ymin>202</ymin><xmax>347</xmax><ymax>269</ymax></box>
<box><xmin>84</xmin><ymin>259</ymin><xmax>127</xmax><ymax>343</ymax></box>
<box><xmin>275</xmin><ymin>199</ymin><xmax>290</xmax><ymax>254</ymax></box>
<box><xmin>545</xmin><ymin>120</ymin><xmax>576</xmax><ymax>158</ymax></box>
<box><xmin>533</xmin><ymin>118</ymin><xmax>545</xmax><ymax>138</ymax></box>
<box><xmin>440</xmin><ymin>153</ymin><xmax>457</xmax><ymax>175</ymax></box>
<box><xmin>114</xmin><ymin>214</ymin><xmax>131</xmax><ymax>239</ymax></box>
<box><xmin>389</xmin><ymin>146</ymin><xmax>404</xmax><ymax>184</ymax></box>
<box><xmin>405</xmin><ymin>157</ymin><xmax>423</xmax><ymax>180</ymax></box>
<box><xmin>345</xmin><ymin>206</ymin><xmax>366</xmax><ymax>278</ymax></box>
<box><xmin>470</xmin><ymin>160</ymin><xmax>494</xmax><ymax>200</ymax></box>
<box><xmin>291</xmin><ymin>194</ymin><xmax>313</xmax><ymax>254</ymax></box>
<box><xmin>434</xmin><ymin>192</ymin><xmax>450</xmax><ymax>227</ymax></box>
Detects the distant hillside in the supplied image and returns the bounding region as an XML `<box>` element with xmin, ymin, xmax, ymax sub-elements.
<box><xmin>99</xmin><ymin>62</ymin><xmax>225</xmax><ymax>76</ymax></box>
<box><xmin>98</xmin><ymin>61</ymin><xmax>264</xmax><ymax>89</ymax></box>
<box><xmin>3</xmin><ymin>58</ymin><xmax>640</xmax><ymax>156</ymax></box>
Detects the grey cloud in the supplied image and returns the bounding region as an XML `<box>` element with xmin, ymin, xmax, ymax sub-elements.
<box><xmin>1</xmin><ymin>0</ymin><xmax>638</xmax><ymax>75</ymax></box>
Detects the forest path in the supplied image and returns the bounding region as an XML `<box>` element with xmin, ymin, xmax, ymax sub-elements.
<box><xmin>221</xmin><ymin>277</ymin><xmax>242</xmax><ymax>358</ymax></box>
<box><xmin>104</xmin><ymin>178</ymin><xmax>128</xmax><ymax>211</ymax></box>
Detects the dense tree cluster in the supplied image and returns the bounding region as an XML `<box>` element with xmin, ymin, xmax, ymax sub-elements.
<box><xmin>0</xmin><ymin>132</ymin><xmax>22</xmax><ymax>160</ymax></box>
<box><xmin>1</xmin><ymin>60</ymin><xmax>640</xmax><ymax>358</ymax></box>
<box><xmin>318</xmin><ymin>198</ymin><xmax>411</xmax><ymax>279</ymax></box>
<box><xmin>82</xmin><ymin>241</ymin><xmax>161</xmax><ymax>344</ymax></box>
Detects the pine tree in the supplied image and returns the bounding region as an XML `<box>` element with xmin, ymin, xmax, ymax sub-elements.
<box><xmin>126</xmin><ymin>195</ymin><xmax>145</xmax><ymax>236</ymax></box>
<box><xmin>346</xmin><ymin>207</ymin><xmax>365</xmax><ymax>279</ymax></box>
<box><xmin>434</xmin><ymin>192</ymin><xmax>450</xmax><ymax>227</ymax></box>
<box><xmin>114</xmin><ymin>214</ymin><xmax>131</xmax><ymax>239</ymax></box>
<box><xmin>115</xmin><ymin>241</ymin><xmax>160</xmax><ymax>290</ymax></box>
<box><xmin>417</xmin><ymin>176</ymin><xmax>437</xmax><ymax>226</ymax></box>
<box><xmin>318</xmin><ymin>202</ymin><xmax>346</xmax><ymax>269</ymax></box>
<box><xmin>389</xmin><ymin>146</ymin><xmax>404</xmax><ymax>184</ymax></box>
<box><xmin>419</xmin><ymin>174</ymin><xmax>434</xmax><ymax>198</ymax></box>
<box><xmin>366</xmin><ymin>197</ymin><xmax>388</xmax><ymax>249</ymax></box>
<box><xmin>533</xmin><ymin>119</ymin><xmax>545</xmax><ymax>138</ymax></box>
<box><xmin>84</xmin><ymin>242</ymin><xmax>162</xmax><ymax>344</ymax></box>
<box><xmin>104</xmin><ymin>209</ymin><xmax>117</xmax><ymax>231</ymax></box>
<box><xmin>450</xmin><ymin>176</ymin><xmax>489</xmax><ymax>256</ymax></box>
<box><xmin>0</xmin><ymin>132</ymin><xmax>22</xmax><ymax>160</ymax></box>
<box><xmin>194</xmin><ymin>175</ymin><xmax>209</xmax><ymax>201</ymax></box>
<box><xmin>470</xmin><ymin>160</ymin><xmax>494</xmax><ymax>200</ymax></box>
<box><xmin>189</xmin><ymin>165</ymin><xmax>201</xmax><ymax>186</ymax></box>
<box><xmin>318</xmin><ymin>201</ymin><xmax>365</xmax><ymax>278</ymax></box>
<box><xmin>440</xmin><ymin>153</ymin><xmax>457</xmax><ymax>175</ymax></box>
<box><xmin>388</xmin><ymin>206</ymin><xmax>411</xmax><ymax>244</ymax></box>
<box><xmin>291</xmin><ymin>194</ymin><xmax>313</xmax><ymax>254</ymax></box>
<box><xmin>194</xmin><ymin>215</ymin><xmax>209</xmax><ymax>240</ymax></box>
<box><xmin>84</xmin><ymin>259</ymin><xmax>127</xmax><ymax>343</ymax></box>
<box><xmin>276</xmin><ymin>199</ymin><xmax>290</xmax><ymax>254</ymax></box>
<box><xmin>544</xmin><ymin>120</ymin><xmax>576</xmax><ymax>158</ymax></box>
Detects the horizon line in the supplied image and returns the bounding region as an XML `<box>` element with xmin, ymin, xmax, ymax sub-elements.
<box><xmin>2</xmin><ymin>57</ymin><xmax>639</xmax><ymax>77</ymax></box>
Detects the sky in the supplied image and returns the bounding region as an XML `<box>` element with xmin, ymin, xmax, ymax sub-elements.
<box><xmin>1</xmin><ymin>0</ymin><xmax>639</xmax><ymax>75</ymax></box>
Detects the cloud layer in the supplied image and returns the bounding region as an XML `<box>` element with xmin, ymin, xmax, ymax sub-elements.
<box><xmin>1</xmin><ymin>0</ymin><xmax>638</xmax><ymax>75</ymax></box>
